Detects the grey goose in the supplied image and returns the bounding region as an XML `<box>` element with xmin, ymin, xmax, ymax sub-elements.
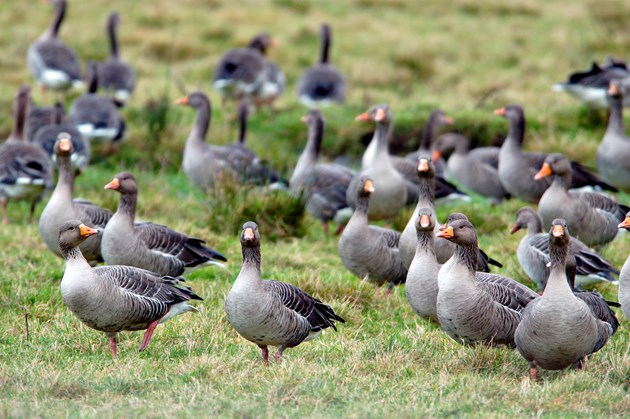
<box><xmin>514</xmin><ymin>219</ymin><xmax>615</xmax><ymax>380</ymax></box>
<box><xmin>405</xmin><ymin>109</ymin><xmax>453</xmax><ymax>176</ymax></box>
<box><xmin>618</xmin><ymin>214</ymin><xmax>630</xmax><ymax>320</ymax></box>
<box><xmin>59</xmin><ymin>220</ymin><xmax>202</xmax><ymax>357</ymax></box>
<box><xmin>226</xmin><ymin>221</ymin><xmax>344</xmax><ymax>364</ymax></box>
<box><xmin>101</xmin><ymin>172</ymin><xmax>227</xmax><ymax>276</ymax></box>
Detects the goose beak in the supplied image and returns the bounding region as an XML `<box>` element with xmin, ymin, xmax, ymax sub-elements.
<box><xmin>175</xmin><ymin>96</ymin><xmax>189</xmax><ymax>105</ymax></box>
<box><xmin>431</xmin><ymin>150</ymin><xmax>442</xmax><ymax>163</ymax></box>
<box><xmin>493</xmin><ymin>107</ymin><xmax>506</xmax><ymax>116</ymax></box>
<box><xmin>243</xmin><ymin>227</ymin><xmax>255</xmax><ymax>240</ymax></box>
<box><xmin>534</xmin><ymin>163</ymin><xmax>552</xmax><ymax>180</ymax></box>
<box><xmin>420</xmin><ymin>214</ymin><xmax>431</xmax><ymax>228</ymax></box>
<box><xmin>269</xmin><ymin>38</ymin><xmax>278</xmax><ymax>48</ymax></box>
<box><xmin>443</xmin><ymin>116</ymin><xmax>454</xmax><ymax>125</ymax></box>
<box><xmin>104</xmin><ymin>178</ymin><xmax>120</xmax><ymax>190</ymax></box>
<box><xmin>618</xmin><ymin>216</ymin><xmax>630</xmax><ymax>229</ymax></box>
<box><xmin>79</xmin><ymin>224</ymin><xmax>99</xmax><ymax>238</ymax></box>
<box><xmin>552</xmin><ymin>225</ymin><xmax>564</xmax><ymax>237</ymax></box>
<box><xmin>58</xmin><ymin>138</ymin><xmax>72</xmax><ymax>152</ymax></box>
<box><xmin>418</xmin><ymin>158</ymin><xmax>429</xmax><ymax>172</ymax></box>
<box><xmin>374</xmin><ymin>108</ymin><xmax>387</xmax><ymax>122</ymax></box>
<box><xmin>510</xmin><ymin>224</ymin><xmax>521</xmax><ymax>234</ymax></box>
<box><xmin>609</xmin><ymin>83</ymin><xmax>620</xmax><ymax>96</ymax></box>
<box><xmin>363</xmin><ymin>179</ymin><xmax>375</xmax><ymax>193</ymax></box>
<box><xmin>355</xmin><ymin>112</ymin><xmax>370</xmax><ymax>122</ymax></box>
<box><xmin>300</xmin><ymin>115</ymin><xmax>309</xmax><ymax>123</ymax></box>
<box><xmin>437</xmin><ymin>226</ymin><xmax>454</xmax><ymax>238</ymax></box>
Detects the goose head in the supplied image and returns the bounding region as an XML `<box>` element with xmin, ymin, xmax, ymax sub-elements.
<box><xmin>355</xmin><ymin>104</ymin><xmax>391</xmax><ymax>125</ymax></box>
<box><xmin>104</xmin><ymin>171</ymin><xmax>137</xmax><ymax>195</ymax></box>
<box><xmin>439</xmin><ymin>212</ymin><xmax>469</xmax><ymax>232</ymax></box>
<box><xmin>53</xmin><ymin>132</ymin><xmax>73</xmax><ymax>158</ymax></box>
<box><xmin>416</xmin><ymin>154</ymin><xmax>435</xmax><ymax>178</ymax></box>
<box><xmin>248</xmin><ymin>33</ymin><xmax>274</xmax><ymax>55</ymax></box>
<box><xmin>357</xmin><ymin>176</ymin><xmax>375</xmax><ymax>199</ymax></box>
<box><xmin>415</xmin><ymin>207</ymin><xmax>435</xmax><ymax>232</ymax></box>
<box><xmin>510</xmin><ymin>207</ymin><xmax>538</xmax><ymax>234</ymax></box>
<box><xmin>534</xmin><ymin>153</ymin><xmax>571</xmax><ymax>180</ymax></box>
<box><xmin>241</xmin><ymin>221</ymin><xmax>261</xmax><ymax>248</ymax></box>
<box><xmin>175</xmin><ymin>91</ymin><xmax>210</xmax><ymax>110</ymax></box>
<box><xmin>58</xmin><ymin>219</ymin><xmax>98</xmax><ymax>249</ymax></box>
<box><xmin>436</xmin><ymin>217</ymin><xmax>477</xmax><ymax>246</ymax></box>
<box><xmin>549</xmin><ymin>218</ymin><xmax>570</xmax><ymax>247</ymax></box>
<box><xmin>618</xmin><ymin>212</ymin><xmax>630</xmax><ymax>230</ymax></box>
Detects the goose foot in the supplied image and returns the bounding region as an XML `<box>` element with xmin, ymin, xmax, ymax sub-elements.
<box><xmin>138</xmin><ymin>316</ymin><xmax>164</xmax><ymax>352</ymax></box>
<box><xmin>574</xmin><ymin>357</ymin><xmax>587</xmax><ymax>371</ymax></box>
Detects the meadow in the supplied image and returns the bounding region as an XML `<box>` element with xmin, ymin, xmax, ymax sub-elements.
<box><xmin>1</xmin><ymin>0</ymin><xmax>630</xmax><ymax>416</ymax></box>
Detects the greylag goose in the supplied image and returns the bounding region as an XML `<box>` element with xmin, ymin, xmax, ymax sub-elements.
<box><xmin>553</xmin><ymin>58</ymin><xmax>630</xmax><ymax>109</ymax></box>
<box><xmin>25</xmin><ymin>102</ymin><xmax>55</xmax><ymax>141</ymax></box>
<box><xmin>59</xmin><ymin>220</ymin><xmax>202</xmax><ymax>357</ymax></box>
<box><xmin>0</xmin><ymin>85</ymin><xmax>54</xmax><ymax>223</ymax></box>
<box><xmin>27</xmin><ymin>0</ymin><xmax>82</xmax><ymax>93</ymax></box>
<box><xmin>338</xmin><ymin>177</ymin><xmax>407</xmax><ymax>292</ymax></box>
<box><xmin>31</xmin><ymin>102</ymin><xmax>90</xmax><ymax>172</ymax></box>
<box><xmin>175</xmin><ymin>92</ymin><xmax>282</xmax><ymax>189</ymax></box>
<box><xmin>346</xmin><ymin>105</ymin><xmax>407</xmax><ymax>221</ymax></box>
<box><xmin>69</xmin><ymin>61</ymin><xmax>125</xmax><ymax>146</ymax></box>
<box><xmin>597</xmin><ymin>80</ymin><xmax>630</xmax><ymax>191</ymax></box>
<box><xmin>102</xmin><ymin>172</ymin><xmax>227</xmax><ymax>276</ymax></box>
<box><xmin>618</xmin><ymin>214</ymin><xmax>630</xmax><ymax>320</ymax></box>
<box><xmin>226</xmin><ymin>221</ymin><xmax>344</xmax><ymax>364</ymax></box>
<box><xmin>432</xmin><ymin>133</ymin><xmax>509</xmax><ymax>204</ymax></box>
<box><xmin>510</xmin><ymin>207</ymin><xmax>619</xmax><ymax>290</ymax></box>
<box><xmin>97</xmin><ymin>12</ymin><xmax>136</xmax><ymax>107</ymax></box>
<box><xmin>495</xmin><ymin>104</ymin><xmax>617</xmax><ymax>203</ymax></box>
<box><xmin>405</xmin><ymin>109</ymin><xmax>453</xmax><ymax>176</ymax></box>
<box><xmin>514</xmin><ymin>219</ymin><xmax>615</xmax><ymax>380</ymax></box>
<box><xmin>535</xmin><ymin>153</ymin><xmax>628</xmax><ymax>247</ymax></box>
<box><xmin>436</xmin><ymin>217</ymin><xmax>538</xmax><ymax>347</ymax></box>
<box><xmin>297</xmin><ymin>23</ymin><xmax>345</xmax><ymax>107</ymax></box>
<box><xmin>39</xmin><ymin>134</ymin><xmax>111</xmax><ymax>264</ymax></box>
<box><xmin>290</xmin><ymin>109</ymin><xmax>353</xmax><ymax>234</ymax></box>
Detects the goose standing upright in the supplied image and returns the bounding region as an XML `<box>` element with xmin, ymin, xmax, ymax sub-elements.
<box><xmin>27</xmin><ymin>0</ymin><xmax>83</xmax><ymax>93</ymax></box>
<box><xmin>59</xmin><ymin>220</ymin><xmax>202</xmax><ymax>357</ymax></box>
<box><xmin>226</xmin><ymin>221</ymin><xmax>344</xmax><ymax>364</ymax></box>
<box><xmin>618</xmin><ymin>213</ymin><xmax>630</xmax><ymax>320</ymax></box>
<box><xmin>514</xmin><ymin>219</ymin><xmax>615</xmax><ymax>380</ymax></box>
<box><xmin>297</xmin><ymin>23</ymin><xmax>345</xmax><ymax>107</ymax></box>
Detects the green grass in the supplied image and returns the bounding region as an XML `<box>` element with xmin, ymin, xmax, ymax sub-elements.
<box><xmin>1</xmin><ymin>0</ymin><xmax>630</xmax><ymax>417</ymax></box>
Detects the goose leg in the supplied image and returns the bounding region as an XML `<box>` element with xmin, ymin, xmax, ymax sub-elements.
<box><xmin>138</xmin><ymin>315</ymin><xmax>165</xmax><ymax>352</ymax></box>
<box><xmin>322</xmin><ymin>222</ymin><xmax>329</xmax><ymax>235</ymax></box>
<box><xmin>385</xmin><ymin>282</ymin><xmax>394</xmax><ymax>296</ymax></box>
<box><xmin>29</xmin><ymin>199</ymin><xmax>37</xmax><ymax>222</ymax></box>
<box><xmin>108</xmin><ymin>334</ymin><xmax>118</xmax><ymax>358</ymax></box>
<box><xmin>258</xmin><ymin>345</ymin><xmax>269</xmax><ymax>365</ymax></box>
<box><xmin>2</xmin><ymin>197</ymin><xmax>8</xmax><ymax>224</ymax></box>
<box><xmin>274</xmin><ymin>345</ymin><xmax>286</xmax><ymax>362</ymax></box>
<box><xmin>333</xmin><ymin>223</ymin><xmax>346</xmax><ymax>236</ymax></box>
<box><xmin>529</xmin><ymin>362</ymin><xmax>538</xmax><ymax>381</ymax></box>
<box><xmin>574</xmin><ymin>357</ymin><xmax>587</xmax><ymax>371</ymax></box>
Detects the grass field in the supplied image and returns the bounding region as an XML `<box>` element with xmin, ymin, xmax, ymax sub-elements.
<box><xmin>1</xmin><ymin>0</ymin><xmax>630</xmax><ymax>417</ymax></box>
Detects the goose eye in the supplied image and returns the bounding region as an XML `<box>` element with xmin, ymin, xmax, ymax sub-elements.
<box><xmin>458</xmin><ymin>225</ymin><xmax>464</xmax><ymax>229</ymax></box>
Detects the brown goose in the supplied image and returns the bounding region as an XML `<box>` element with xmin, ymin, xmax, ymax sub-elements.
<box><xmin>39</xmin><ymin>134</ymin><xmax>111</xmax><ymax>264</ymax></box>
<box><xmin>59</xmin><ymin>220</ymin><xmax>202</xmax><ymax>357</ymax></box>
<box><xmin>436</xmin><ymin>217</ymin><xmax>538</xmax><ymax>347</ymax></box>
<box><xmin>618</xmin><ymin>214</ymin><xmax>630</xmax><ymax>320</ymax></box>
<box><xmin>297</xmin><ymin>23</ymin><xmax>345</xmax><ymax>107</ymax></box>
<box><xmin>535</xmin><ymin>153</ymin><xmax>628</xmax><ymax>247</ymax></box>
<box><xmin>97</xmin><ymin>12</ymin><xmax>136</xmax><ymax>107</ymax></box>
<box><xmin>597</xmin><ymin>80</ymin><xmax>630</xmax><ymax>191</ymax></box>
<box><xmin>405</xmin><ymin>109</ymin><xmax>453</xmax><ymax>176</ymax></box>
<box><xmin>290</xmin><ymin>109</ymin><xmax>353</xmax><ymax>234</ymax></box>
<box><xmin>339</xmin><ymin>177</ymin><xmax>407</xmax><ymax>292</ymax></box>
<box><xmin>226</xmin><ymin>221</ymin><xmax>344</xmax><ymax>364</ymax></box>
<box><xmin>495</xmin><ymin>104</ymin><xmax>617</xmax><ymax>203</ymax></box>
<box><xmin>27</xmin><ymin>0</ymin><xmax>82</xmax><ymax>92</ymax></box>
<box><xmin>101</xmin><ymin>172</ymin><xmax>227</xmax><ymax>276</ymax></box>
<box><xmin>514</xmin><ymin>219</ymin><xmax>615</xmax><ymax>380</ymax></box>
<box><xmin>0</xmin><ymin>85</ymin><xmax>54</xmax><ymax>223</ymax></box>
<box><xmin>510</xmin><ymin>207</ymin><xmax>619</xmax><ymax>290</ymax></box>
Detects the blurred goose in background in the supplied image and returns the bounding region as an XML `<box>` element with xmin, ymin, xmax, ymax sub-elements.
<box><xmin>59</xmin><ymin>220</ymin><xmax>202</xmax><ymax>358</ymax></box>
<box><xmin>494</xmin><ymin>104</ymin><xmax>617</xmax><ymax>203</ymax></box>
<box><xmin>25</xmin><ymin>102</ymin><xmax>55</xmax><ymax>141</ymax></box>
<box><xmin>97</xmin><ymin>12</ymin><xmax>136</xmax><ymax>107</ymax></box>
<box><xmin>297</xmin><ymin>23</ymin><xmax>345</xmax><ymax>107</ymax></box>
<box><xmin>553</xmin><ymin>58</ymin><xmax>630</xmax><ymax>109</ymax></box>
<box><xmin>405</xmin><ymin>109</ymin><xmax>453</xmax><ymax>176</ymax></box>
<box><xmin>510</xmin><ymin>207</ymin><xmax>619</xmax><ymax>290</ymax></box>
<box><xmin>69</xmin><ymin>61</ymin><xmax>125</xmax><ymax>148</ymax></box>
<box><xmin>39</xmin><ymin>134</ymin><xmax>111</xmax><ymax>264</ymax></box>
<box><xmin>597</xmin><ymin>80</ymin><xmax>630</xmax><ymax>192</ymax></box>
<box><xmin>0</xmin><ymin>85</ymin><xmax>54</xmax><ymax>223</ymax></box>
<box><xmin>436</xmin><ymin>217</ymin><xmax>538</xmax><ymax>347</ymax></box>
<box><xmin>226</xmin><ymin>221</ymin><xmax>344</xmax><ymax>364</ymax></box>
<box><xmin>27</xmin><ymin>0</ymin><xmax>83</xmax><ymax>94</ymax></box>
<box><xmin>31</xmin><ymin>102</ymin><xmax>90</xmax><ymax>172</ymax></box>
<box><xmin>339</xmin><ymin>177</ymin><xmax>407</xmax><ymax>293</ymax></box>
<box><xmin>290</xmin><ymin>109</ymin><xmax>354</xmax><ymax>234</ymax></box>
<box><xmin>514</xmin><ymin>219</ymin><xmax>615</xmax><ymax>380</ymax></box>
<box><xmin>618</xmin><ymin>214</ymin><xmax>630</xmax><ymax>320</ymax></box>
<box><xmin>102</xmin><ymin>172</ymin><xmax>227</xmax><ymax>277</ymax></box>
<box><xmin>535</xmin><ymin>153</ymin><xmax>629</xmax><ymax>248</ymax></box>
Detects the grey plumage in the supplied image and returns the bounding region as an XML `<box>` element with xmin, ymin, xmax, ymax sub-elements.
<box><xmin>618</xmin><ymin>214</ymin><xmax>630</xmax><ymax>320</ymax></box>
<box><xmin>405</xmin><ymin>109</ymin><xmax>453</xmax><ymax>177</ymax></box>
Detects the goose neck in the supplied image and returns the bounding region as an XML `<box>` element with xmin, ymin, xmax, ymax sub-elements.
<box><xmin>453</xmin><ymin>240</ymin><xmax>478</xmax><ymax>275</ymax></box>
<box><xmin>190</xmin><ymin>102</ymin><xmax>211</xmax><ymax>145</ymax></box>
<box><xmin>607</xmin><ymin>96</ymin><xmax>624</xmax><ymax>135</ymax></box>
<box><xmin>239</xmin><ymin>246</ymin><xmax>262</xmax><ymax>279</ymax></box>
<box><xmin>320</xmin><ymin>26</ymin><xmax>330</xmax><ymax>64</ymax></box>
<box><xmin>115</xmin><ymin>192</ymin><xmax>137</xmax><ymax>224</ymax></box>
<box><xmin>107</xmin><ymin>15</ymin><xmax>119</xmax><ymax>58</ymax></box>
<box><xmin>52</xmin><ymin>155</ymin><xmax>74</xmax><ymax>199</ymax></box>
<box><xmin>47</xmin><ymin>0</ymin><xmax>66</xmax><ymax>38</ymax></box>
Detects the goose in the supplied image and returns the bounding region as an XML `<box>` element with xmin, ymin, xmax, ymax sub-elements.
<box><xmin>510</xmin><ymin>207</ymin><xmax>619</xmax><ymax>290</ymax></box>
<box><xmin>297</xmin><ymin>23</ymin><xmax>345</xmax><ymax>107</ymax></box>
<box><xmin>101</xmin><ymin>172</ymin><xmax>227</xmax><ymax>276</ymax></box>
<box><xmin>39</xmin><ymin>134</ymin><xmax>111</xmax><ymax>264</ymax></box>
<box><xmin>25</xmin><ymin>102</ymin><xmax>55</xmax><ymax>141</ymax></box>
<box><xmin>290</xmin><ymin>109</ymin><xmax>354</xmax><ymax>234</ymax></box>
<box><xmin>27</xmin><ymin>0</ymin><xmax>83</xmax><ymax>92</ymax></box>
<box><xmin>58</xmin><ymin>220</ymin><xmax>202</xmax><ymax>357</ymax></box>
<box><xmin>175</xmin><ymin>92</ymin><xmax>282</xmax><ymax>189</ymax></box>
<box><xmin>431</xmin><ymin>133</ymin><xmax>509</xmax><ymax>204</ymax></box>
<box><xmin>535</xmin><ymin>153</ymin><xmax>628</xmax><ymax>247</ymax></box>
<box><xmin>338</xmin><ymin>176</ymin><xmax>407</xmax><ymax>292</ymax></box>
<box><xmin>514</xmin><ymin>219</ymin><xmax>615</xmax><ymax>380</ymax></box>
<box><xmin>553</xmin><ymin>58</ymin><xmax>630</xmax><ymax>109</ymax></box>
<box><xmin>597</xmin><ymin>80</ymin><xmax>630</xmax><ymax>191</ymax></box>
<box><xmin>618</xmin><ymin>213</ymin><xmax>630</xmax><ymax>320</ymax></box>
<box><xmin>226</xmin><ymin>221</ymin><xmax>344</xmax><ymax>364</ymax></box>
<box><xmin>69</xmin><ymin>61</ymin><xmax>125</xmax><ymax>146</ymax></box>
<box><xmin>346</xmin><ymin>105</ymin><xmax>407</xmax><ymax>221</ymax></box>
<box><xmin>436</xmin><ymin>217</ymin><xmax>538</xmax><ymax>347</ymax></box>
<box><xmin>97</xmin><ymin>12</ymin><xmax>136</xmax><ymax>107</ymax></box>
<box><xmin>494</xmin><ymin>104</ymin><xmax>617</xmax><ymax>203</ymax></box>
<box><xmin>405</xmin><ymin>109</ymin><xmax>453</xmax><ymax>176</ymax></box>
<box><xmin>0</xmin><ymin>85</ymin><xmax>54</xmax><ymax>223</ymax></box>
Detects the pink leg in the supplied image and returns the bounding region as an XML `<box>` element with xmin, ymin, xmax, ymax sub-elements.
<box><xmin>109</xmin><ymin>335</ymin><xmax>118</xmax><ymax>358</ymax></box>
<box><xmin>529</xmin><ymin>363</ymin><xmax>538</xmax><ymax>381</ymax></box>
<box><xmin>138</xmin><ymin>315</ymin><xmax>165</xmax><ymax>352</ymax></box>
<box><xmin>258</xmin><ymin>345</ymin><xmax>269</xmax><ymax>365</ymax></box>
<box><xmin>322</xmin><ymin>222</ymin><xmax>329</xmax><ymax>235</ymax></box>
<box><xmin>2</xmin><ymin>197</ymin><xmax>8</xmax><ymax>224</ymax></box>
<box><xmin>274</xmin><ymin>346</ymin><xmax>286</xmax><ymax>362</ymax></box>
<box><xmin>385</xmin><ymin>282</ymin><xmax>394</xmax><ymax>296</ymax></box>
<box><xmin>334</xmin><ymin>223</ymin><xmax>346</xmax><ymax>236</ymax></box>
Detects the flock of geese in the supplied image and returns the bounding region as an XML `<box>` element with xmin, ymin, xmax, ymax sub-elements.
<box><xmin>2</xmin><ymin>0</ymin><xmax>630</xmax><ymax>380</ymax></box>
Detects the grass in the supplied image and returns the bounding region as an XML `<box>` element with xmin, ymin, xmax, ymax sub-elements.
<box><xmin>1</xmin><ymin>0</ymin><xmax>630</xmax><ymax>417</ymax></box>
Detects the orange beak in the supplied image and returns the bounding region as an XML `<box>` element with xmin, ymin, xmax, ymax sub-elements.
<box><xmin>534</xmin><ymin>163</ymin><xmax>552</xmax><ymax>180</ymax></box>
<box><xmin>243</xmin><ymin>227</ymin><xmax>254</xmax><ymax>240</ymax></box>
<box><xmin>363</xmin><ymin>179</ymin><xmax>375</xmax><ymax>193</ymax></box>
<box><xmin>374</xmin><ymin>108</ymin><xmax>387</xmax><ymax>122</ymax></box>
<box><xmin>79</xmin><ymin>224</ymin><xmax>98</xmax><ymax>238</ymax></box>
<box><xmin>104</xmin><ymin>178</ymin><xmax>120</xmax><ymax>190</ymax></box>
<box><xmin>355</xmin><ymin>111</ymin><xmax>370</xmax><ymax>122</ymax></box>
<box><xmin>175</xmin><ymin>96</ymin><xmax>189</xmax><ymax>105</ymax></box>
<box><xmin>269</xmin><ymin>38</ymin><xmax>278</xmax><ymax>48</ymax></box>
<box><xmin>418</xmin><ymin>158</ymin><xmax>429</xmax><ymax>172</ymax></box>
<box><xmin>618</xmin><ymin>216</ymin><xmax>630</xmax><ymax>229</ymax></box>
<box><xmin>300</xmin><ymin>115</ymin><xmax>309</xmax><ymax>123</ymax></box>
<box><xmin>431</xmin><ymin>150</ymin><xmax>442</xmax><ymax>163</ymax></box>
<box><xmin>58</xmin><ymin>138</ymin><xmax>72</xmax><ymax>152</ymax></box>
<box><xmin>510</xmin><ymin>224</ymin><xmax>521</xmax><ymax>234</ymax></box>
<box><xmin>443</xmin><ymin>116</ymin><xmax>454</xmax><ymax>125</ymax></box>
<box><xmin>609</xmin><ymin>83</ymin><xmax>620</xmax><ymax>96</ymax></box>
<box><xmin>436</xmin><ymin>226</ymin><xmax>454</xmax><ymax>238</ymax></box>
<box><xmin>420</xmin><ymin>214</ymin><xmax>431</xmax><ymax>228</ymax></box>
<box><xmin>493</xmin><ymin>107</ymin><xmax>506</xmax><ymax>116</ymax></box>
<box><xmin>552</xmin><ymin>224</ymin><xmax>564</xmax><ymax>237</ymax></box>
